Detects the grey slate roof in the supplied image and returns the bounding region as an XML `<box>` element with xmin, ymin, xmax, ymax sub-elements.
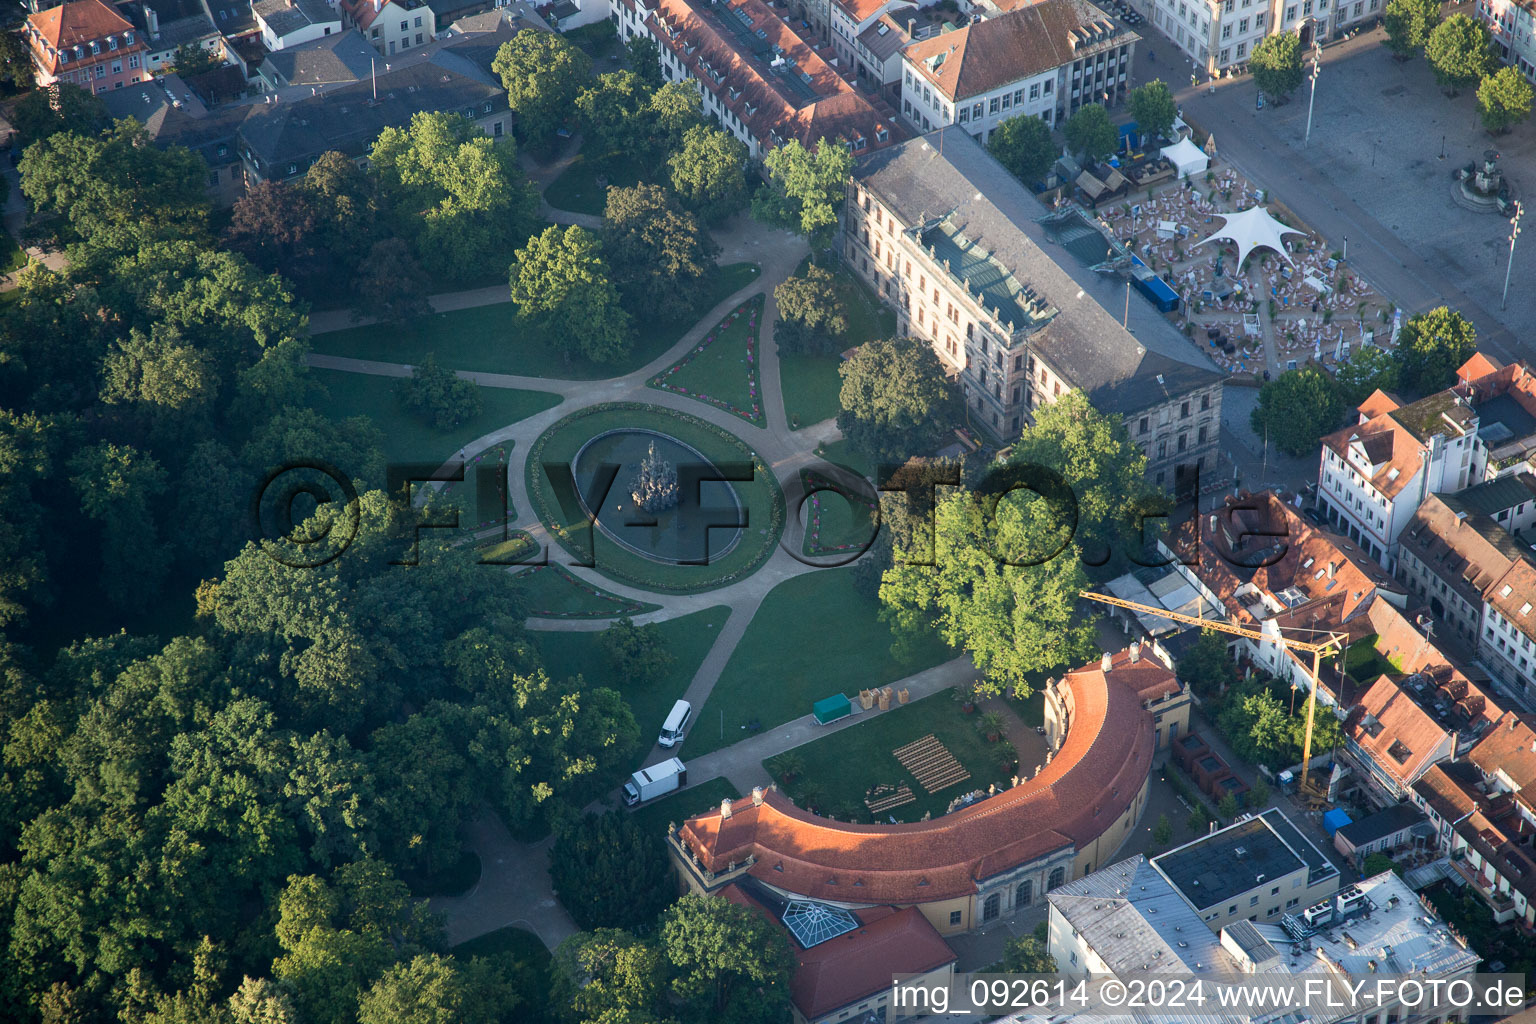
<box><xmin>153</xmin><ymin>12</ymin><xmax>221</xmax><ymax>46</ymax></box>
<box><xmin>253</xmin><ymin>0</ymin><xmax>338</xmax><ymax>36</ymax></box>
<box><xmin>201</xmin><ymin>0</ymin><xmax>257</xmax><ymax>32</ymax></box>
<box><xmin>1334</xmin><ymin>803</ymin><xmax>1429</xmax><ymax>848</ymax></box>
<box><xmin>1448</xmin><ymin>474</ymin><xmax>1536</xmax><ymax>519</ymax></box>
<box><xmin>261</xmin><ymin>27</ymin><xmax>375</xmax><ymax>85</ymax></box>
<box><xmin>854</xmin><ymin>126</ymin><xmax>1225</xmax><ymax>418</ymax></box>
<box><xmin>101</xmin><ymin>74</ymin><xmax>246</xmax><ymax>166</ymax></box>
<box><xmin>237</xmin><ymin>44</ymin><xmax>503</xmax><ymax>173</ymax></box>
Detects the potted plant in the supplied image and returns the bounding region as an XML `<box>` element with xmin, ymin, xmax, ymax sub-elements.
<box><xmin>955</xmin><ymin>686</ymin><xmax>977</xmax><ymax>714</ymax></box>
<box><xmin>993</xmin><ymin>742</ymin><xmax>1017</xmax><ymax>774</ymax></box>
<box><xmin>977</xmin><ymin>710</ymin><xmax>1006</xmax><ymax>742</ymax></box>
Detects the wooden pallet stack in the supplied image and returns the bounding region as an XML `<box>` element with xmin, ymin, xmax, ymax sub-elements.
<box><xmin>893</xmin><ymin>734</ymin><xmax>970</xmax><ymax>793</ymax></box>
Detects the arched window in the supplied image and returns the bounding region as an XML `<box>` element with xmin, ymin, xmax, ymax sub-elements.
<box><xmin>1048</xmin><ymin>867</ymin><xmax>1066</xmax><ymax>890</ymax></box>
<box><xmin>1016</xmin><ymin>880</ymin><xmax>1033</xmax><ymax>908</ymax></box>
<box><xmin>983</xmin><ymin>892</ymin><xmax>1001</xmax><ymax>922</ymax></box>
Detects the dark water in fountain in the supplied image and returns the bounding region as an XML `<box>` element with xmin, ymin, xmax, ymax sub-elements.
<box><xmin>572</xmin><ymin>429</ymin><xmax>746</xmax><ymax>565</ymax></box>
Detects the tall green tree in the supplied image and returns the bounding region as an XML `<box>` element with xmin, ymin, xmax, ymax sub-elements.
<box><xmin>12</xmin><ymin>83</ymin><xmax>106</xmax><ymax>143</ymax></box>
<box><xmin>354</xmin><ymin>237</ymin><xmax>435</xmax><ymax>325</ymax></box>
<box><xmin>1384</xmin><ymin>0</ymin><xmax>1441</xmax><ymax>59</ymax></box>
<box><xmin>398</xmin><ymin>353</ymin><xmax>481</xmax><ymax>431</ymax></box>
<box><xmin>988</xmin><ymin>114</ymin><xmax>1056</xmax><ymax>186</ymax></box>
<box><xmin>20</xmin><ymin>119</ymin><xmax>209</xmax><ymax>257</ymax></box>
<box><xmin>0</xmin><ymin>30</ymin><xmax>36</xmax><ymax>92</ymax></box>
<box><xmin>576</xmin><ymin>70</ymin><xmax>654</xmax><ymax>158</ymax></box>
<box><xmin>1178</xmin><ymin>629</ymin><xmax>1236</xmax><ymax>698</ymax></box>
<box><xmin>599</xmin><ymin>617</ymin><xmax>676</xmax><ymax>686</ymax></box>
<box><xmin>550</xmin><ymin>929</ymin><xmax>671</xmax><ymax>1024</ymax></box>
<box><xmin>492</xmin><ymin>31</ymin><xmax>592</xmax><ymax>148</ymax></box>
<box><xmin>602</xmin><ymin>184</ymin><xmax>718</xmax><ymax>319</ymax></box>
<box><xmin>369</xmin><ymin>111</ymin><xmax>539</xmax><ymax>282</ymax></box>
<box><xmin>879</xmin><ymin>479</ymin><xmax>1095</xmax><ymax>698</ymax></box>
<box><xmin>1332</xmin><ymin>344</ymin><xmax>1400</xmax><ymax>409</ymax></box>
<box><xmin>223</xmin><ymin>180</ymin><xmax>321</xmax><ymax>281</ymax></box>
<box><xmin>999</xmin><ymin>935</ymin><xmax>1057</xmax><ymax>973</ymax></box>
<box><xmin>756</xmin><ymin>138</ymin><xmax>853</xmax><ymax>246</ymax></box>
<box><xmin>68</xmin><ymin>442</ymin><xmax>170</xmax><ymax>610</ymax></box>
<box><xmin>549</xmin><ymin>812</ymin><xmax>673</xmax><ymax>931</ymax></box>
<box><xmin>668</xmin><ymin>125</ymin><xmax>749</xmax><ymax>225</ymax></box>
<box><xmin>1250</xmin><ymin>367</ymin><xmax>1344</xmax><ymax>456</ymax></box>
<box><xmin>647</xmin><ymin>82</ymin><xmax>704</xmax><ymax>157</ymax></box>
<box><xmin>837</xmin><ymin>337</ymin><xmax>960</xmax><ymax>464</ymax></box>
<box><xmin>100</xmin><ymin>325</ymin><xmax>220</xmax><ymax>420</ymax></box>
<box><xmin>625</xmin><ymin>33</ymin><xmax>665</xmax><ymax>91</ymax></box>
<box><xmin>1128</xmin><ymin>80</ymin><xmax>1177</xmax><ymax>140</ymax></box>
<box><xmin>1393</xmin><ymin>305</ymin><xmax>1477</xmax><ymax>394</ymax></box>
<box><xmin>1004</xmin><ymin>391</ymin><xmax>1166</xmax><ymax>566</ymax></box>
<box><xmin>1478</xmin><ymin>65</ymin><xmax>1533</xmax><ymax>133</ymax></box>
<box><xmin>510</xmin><ymin>225</ymin><xmax>631</xmax><ymax>364</ymax></box>
<box><xmin>772</xmin><ymin>263</ymin><xmax>848</xmax><ymax>355</ymax></box>
<box><xmin>356</xmin><ymin>953</ymin><xmax>518</xmax><ymax>1024</ymax></box>
<box><xmin>1063</xmin><ymin>104</ymin><xmax>1116</xmax><ymax>161</ymax></box>
<box><xmin>1250</xmin><ymin>32</ymin><xmax>1305</xmax><ymax>99</ymax></box>
<box><xmin>660</xmin><ymin>895</ymin><xmax>796</xmax><ymax>1024</ymax></box>
<box><xmin>1426</xmin><ymin>14</ymin><xmax>1493</xmax><ymax>93</ymax></box>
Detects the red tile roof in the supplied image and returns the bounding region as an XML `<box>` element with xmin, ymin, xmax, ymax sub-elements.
<box><xmin>26</xmin><ymin>0</ymin><xmax>141</xmax><ymax>75</ymax></box>
<box><xmin>904</xmin><ymin>0</ymin><xmax>1127</xmax><ymax>102</ymax></box>
<box><xmin>1412</xmin><ymin>761</ymin><xmax>1481</xmax><ymax>825</ymax></box>
<box><xmin>1458</xmin><ymin>352</ymin><xmax>1504</xmax><ymax>382</ymax></box>
<box><xmin>1355</xmin><ymin>388</ymin><xmax>1401</xmax><ymax>421</ymax></box>
<box><xmin>1468</xmin><ymin>714</ymin><xmax>1536</xmax><ymax>794</ymax></box>
<box><xmin>721</xmin><ymin>884</ymin><xmax>956</xmax><ymax>1019</ymax></box>
<box><xmin>1346</xmin><ymin>676</ymin><xmax>1451</xmax><ymax>789</ymax></box>
<box><xmin>1484</xmin><ymin>558</ymin><xmax>1536</xmax><ymax>644</ymax></box>
<box><xmin>648</xmin><ymin>0</ymin><xmax>900</xmax><ymax>153</ymax></box>
<box><xmin>835</xmin><ymin>0</ymin><xmax>907</xmax><ymax>24</ymax></box>
<box><xmin>677</xmin><ymin>650</ymin><xmax>1181</xmax><ymax>904</ymax></box>
<box><xmin>1319</xmin><ymin>411</ymin><xmax>1429</xmax><ymax>502</ymax></box>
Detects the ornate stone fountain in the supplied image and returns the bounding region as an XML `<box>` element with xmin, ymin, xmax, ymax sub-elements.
<box><xmin>1454</xmin><ymin>149</ymin><xmax>1518</xmax><ymax>215</ymax></box>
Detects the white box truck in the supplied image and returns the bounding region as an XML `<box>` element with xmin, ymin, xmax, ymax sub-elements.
<box><xmin>623</xmin><ymin>758</ymin><xmax>687</xmax><ymax>806</ymax></box>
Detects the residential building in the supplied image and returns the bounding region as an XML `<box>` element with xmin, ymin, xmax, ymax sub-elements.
<box><xmin>237</xmin><ymin>41</ymin><xmax>506</xmax><ymax>181</ymax></box>
<box><xmin>848</xmin><ymin>127</ymin><xmax>1224</xmax><ymax>478</ymax></box>
<box><xmin>827</xmin><ymin>0</ymin><xmax>913</xmax><ymax>83</ymax></box>
<box><xmin>1049</xmin><ymin>862</ymin><xmax>1477</xmax><ymax>1024</ymax></box>
<box><xmin>338</xmin><ymin>0</ymin><xmax>438</xmax><ymax>55</ymax></box>
<box><xmin>1331</xmin><ymin>803</ymin><xmax>1431</xmax><ymax>866</ymax></box>
<box><xmin>255</xmin><ymin>27</ymin><xmax>376</xmax><ymax>89</ymax></box>
<box><xmin>253</xmin><ymin>0</ymin><xmax>343</xmax><ymax>50</ymax></box>
<box><xmin>670</xmin><ymin>647</ymin><xmax>1188</xmax><ymax>936</ymax></box>
<box><xmin>1478</xmin><ymin>0</ymin><xmax>1536</xmax><ymax>82</ymax></box>
<box><xmin>1411</xmin><ymin>750</ymin><xmax>1536</xmax><ymax>927</ymax></box>
<box><xmin>614</xmin><ymin>0</ymin><xmax>900</xmax><ymax>158</ymax></box>
<box><xmin>718</xmin><ymin>882</ymin><xmax>957</xmax><ymax>1024</ymax></box>
<box><xmin>1150</xmin><ymin>808</ymin><xmax>1340</xmax><ymax>932</ymax></box>
<box><xmin>1478</xmin><ymin>558</ymin><xmax>1536</xmax><ymax>701</ymax></box>
<box><xmin>25</xmin><ymin>0</ymin><xmax>148</xmax><ymax>92</ymax></box>
<box><xmin>900</xmin><ymin>0</ymin><xmax>1136</xmax><ymax>139</ymax></box>
<box><xmin>1148</xmin><ymin>0</ymin><xmax>1379</xmax><ymax>76</ymax></box>
<box><xmin>1341</xmin><ymin>676</ymin><xmax>1456</xmax><ymax>803</ymax></box>
<box><xmin>200</xmin><ymin>0</ymin><xmax>259</xmax><ymax>37</ymax></box>
<box><xmin>1317</xmin><ymin>354</ymin><xmax>1536</xmax><ymax>569</ymax></box>
<box><xmin>100</xmin><ymin>72</ymin><xmax>248</xmax><ymax>202</ymax></box>
<box><xmin>122</xmin><ymin>1</ymin><xmax>224</xmax><ymax>76</ymax></box>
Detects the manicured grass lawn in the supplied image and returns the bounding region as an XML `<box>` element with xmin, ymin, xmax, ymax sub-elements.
<box><xmin>763</xmin><ymin>690</ymin><xmax>1012</xmax><ymax>823</ymax></box>
<box><xmin>648</xmin><ymin>293</ymin><xmax>765</xmax><ymax>425</ymax></box>
<box><xmin>476</xmin><ymin>530</ymin><xmax>537</xmax><ymax>564</ymax></box>
<box><xmin>310</xmin><ymin>264</ymin><xmax>761</xmax><ymax>380</ymax></box>
<box><xmin>309</xmin><ymin>368</ymin><xmax>560</xmax><ymax>468</ymax></box>
<box><xmin>814</xmin><ymin>437</ymin><xmax>877</xmax><ymax>483</ymax></box>
<box><xmin>778</xmin><ymin>260</ymin><xmax>897</xmax><ymax>428</ymax></box>
<box><xmin>544</xmin><ymin>151</ymin><xmax>646</xmax><ymax>217</ymax></box>
<box><xmin>512</xmin><ymin>565</ymin><xmax>661</xmax><ymax>618</ymax></box>
<box><xmin>800</xmin><ymin>469</ymin><xmax>878</xmax><ymax>557</ymax></box>
<box><xmin>451</xmin><ymin>925</ymin><xmax>556</xmax><ymax>1022</ymax></box>
<box><xmin>526</xmin><ymin>403</ymin><xmax>784</xmax><ymax>594</ymax></box>
<box><xmin>629</xmin><ymin>775</ymin><xmax>739</xmax><ymax>838</ymax></box>
<box><xmin>534</xmin><ymin>604</ymin><xmax>730</xmax><ymax>746</ymax></box>
<box><xmin>1339</xmin><ymin>634</ymin><xmax>1399</xmax><ymax>684</ymax></box>
<box><xmin>687</xmin><ymin>570</ymin><xmax>954</xmax><ymax>757</ymax></box>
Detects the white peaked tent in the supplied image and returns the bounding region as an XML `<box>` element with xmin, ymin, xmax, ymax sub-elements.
<box><xmin>1196</xmin><ymin>206</ymin><xmax>1308</xmax><ymax>267</ymax></box>
<box><xmin>1160</xmin><ymin>135</ymin><xmax>1209</xmax><ymax>177</ymax></box>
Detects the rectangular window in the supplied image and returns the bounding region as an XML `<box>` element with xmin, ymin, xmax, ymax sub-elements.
<box><xmin>1285</xmin><ymin>4</ymin><xmax>1296</xmax><ymax>18</ymax></box>
<box><xmin>1255</xmin><ymin>12</ymin><xmax>1265</xmax><ymax>25</ymax></box>
<box><xmin>1013</xmin><ymin>88</ymin><xmax>1024</xmax><ymax>103</ymax></box>
<box><xmin>950</xmin><ymin>911</ymin><xmax>963</xmax><ymax>926</ymax></box>
<box><xmin>96</xmin><ymin>64</ymin><xmax>106</xmax><ymax>78</ymax></box>
<box><xmin>989</xmin><ymin>96</ymin><xmax>1000</xmax><ymax>113</ymax></box>
<box><xmin>1042</xmin><ymin>79</ymin><xmax>1052</xmax><ymax>94</ymax></box>
<box><xmin>414</xmin><ymin>15</ymin><xmax>422</xmax><ymax>25</ymax></box>
<box><xmin>958</xmin><ymin>107</ymin><xmax>969</xmax><ymax>123</ymax></box>
<box><xmin>111</xmin><ymin>60</ymin><xmax>122</xmax><ymax>74</ymax></box>
<box><xmin>1222</xmin><ymin>23</ymin><xmax>1231</xmax><ymax>36</ymax></box>
<box><xmin>1001</xmin><ymin>93</ymin><xmax>1011</xmax><ymax>109</ymax></box>
<box><xmin>400</xmin><ymin>20</ymin><xmax>409</xmax><ymax>30</ymax></box>
<box><xmin>1030</xmin><ymin>82</ymin><xmax>1041</xmax><ymax>99</ymax></box>
<box><xmin>1236</xmin><ymin>41</ymin><xmax>1247</xmax><ymax>56</ymax></box>
<box><xmin>128</xmin><ymin>55</ymin><xmax>139</xmax><ymax>68</ymax></box>
<box><xmin>415</xmin><ymin>33</ymin><xmax>422</xmax><ymax>43</ymax></box>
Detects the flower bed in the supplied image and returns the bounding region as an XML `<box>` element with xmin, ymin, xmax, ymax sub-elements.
<box><xmin>435</xmin><ymin>442</ymin><xmax>514</xmax><ymax>531</ymax></box>
<box><xmin>647</xmin><ymin>294</ymin><xmax>766</xmax><ymax>426</ymax></box>
<box><xmin>800</xmin><ymin>468</ymin><xmax>879</xmax><ymax>557</ymax></box>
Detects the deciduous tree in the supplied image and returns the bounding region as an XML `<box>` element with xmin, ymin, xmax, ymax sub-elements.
<box><xmin>492</xmin><ymin>32</ymin><xmax>592</xmax><ymax>148</ymax></box>
<box><xmin>602</xmin><ymin>184</ymin><xmax>718</xmax><ymax>319</ymax></box>
<box><xmin>1250</xmin><ymin>367</ymin><xmax>1344</xmax><ymax>455</ymax></box>
<box><xmin>999</xmin><ymin>935</ymin><xmax>1057</xmax><ymax>974</ymax></box>
<box><xmin>550</xmin><ymin>929</ymin><xmax>671</xmax><ymax>1024</ymax></box>
<box><xmin>668</xmin><ymin>125</ymin><xmax>748</xmax><ymax>225</ymax></box>
<box><xmin>1178</xmin><ymin>629</ymin><xmax>1236</xmax><ymax>698</ymax></box>
<box><xmin>398</xmin><ymin>353</ymin><xmax>481</xmax><ymax>431</ymax></box>
<box><xmin>660</xmin><ymin>895</ymin><xmax>796</xmax><ymax>1024</ymax></box>
<box><xmin>837</xmin><ymin>337</ymin><xmax>960</xmax><ymax>464</ymax></box>
<box><xmin>576</xmin><ymin>70</ymin><xmax>654</xmax><ymax>158</ymax></box>
<box><xmin>988</xmin><ymin>113</ymin><xmax>1056</xmax><ymax>186</ymax></box>
<box><xmin>1128</xmin><ymin>79</ymin><xmax>1177</xmax><ymax>141</ymax></box>
<box><xmin>1427</xmin><ymin>14</ymin><xmax>1493</xmax><ymax>93</ymax></box>
<box><xmin>12</xmin><ymin>83</ymin><xmax>105</xmax><ymax>143</ymax></box>
<box><xmin>68</xmin><ymin>442</ymin><xmax>170</xmax><ymax>609</ymax></box>
<box><xmin>1384</xmin><ymin>0</ymin><xmax>1440</xmax><ymax>59</ymax></box>
<box><xmin>1331</xmin><ymin>344</ymin><xmax>1400</xmax><ymax>409</ymax></box>
<box><xmin>223</xmin><ymin>181</ymin><xmax>320</xmax><ymax>278</ymax></box>
<box><xmin>773</xmin><ymin>263</ymin><xmax>848</xmax><ymax>355</ymax></box>
<box><xmin>599</xmin><ymin>616</ymin><xmax>676</xmax><ymax>686</ymax></box>
<box><xmin>1063</xmin><ymin>103</ymin><xmax>1116</xmax><ymax>160</ymax></box>
<box><xmin>549</xmin><ymin>812</ymin><xmax>673</xmax><ymax>931</ymax></box>
<box><xmin>625</xmin><ymin>33</ymin><xmax>665</xmax><ymax>91</ymax></box>
<box><xmin>1478</xmin><ymin>65</ymin><xmax>1533</xmax><ymax>133</ymax></box>
<box><xmin>1250</xmin><ymin>32</ymin><xmax>1304</xmax><ymax>99</ymax></box>
<box><xmin>510</xmin><ymin>225</ymin><xmax>631</xmax><ymax>364</ymax></box>
<box><xmin>756</xmin><ymin>138</ymin><xmax>853</xmax><ymax>246</ymax></box>
<box><xmin>1393</xmin><ymin>305</ymin><xmax>1476</xmax><ymax>394</ymax></box>
<box><xmin>354</xmin><ymin>237</ymin><xmax>435</xmax><ymax>325</ymax></box>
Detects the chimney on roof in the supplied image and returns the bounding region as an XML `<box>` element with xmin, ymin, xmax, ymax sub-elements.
<box><xmin>751</xmin><ymin>786</ymin><xmax>764</xmax><ymax>806</ymax></box>
<box><xmin>720</xmin><ymin>798</ymin><xmax>733</xmax><ymax>819</ymax></box>
<box><xmin>907</xmin><ymin>16</ymin><xmax>914</xmax><ymax>36</ymax></box>
<box><xmin>146</xmin><ymin>5</ymin><xmax>160</xmax><ymax>39</ymax></box>
<box><xmin>1101</xmin><ymin>652</ymin><xmax>1113</xmax><ymax>672</ymax></box>
<box><xmin>1129</xmin><ymin>642</ymin><xmax>1141</xmax><ymax>663</ymax></box>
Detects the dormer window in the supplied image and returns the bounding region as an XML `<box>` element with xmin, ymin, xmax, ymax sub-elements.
<box><xmin>59</xmin><ymin>49</ymin><xmax>69</xmax><ymax>63</ymax></box>
<box><xmin>124</xmin><ymin>30</ymin><xmax>133</xmax><ymax>44</ymax></box>
<box><xmin>108</xmin><ymin>35</ymin><xmax>118</xmax><ymax>50</ymax></box>
<box><xmin>90</xmin><ymin>40</ymin><xmax>100</xmax><ymax>54</ymax></box>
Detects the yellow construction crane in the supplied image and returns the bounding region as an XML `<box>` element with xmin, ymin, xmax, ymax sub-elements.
<box><xmin>1080</xmin><ymin>590</ymin><xmax>1346</xmax><ymax>804</ymax></box>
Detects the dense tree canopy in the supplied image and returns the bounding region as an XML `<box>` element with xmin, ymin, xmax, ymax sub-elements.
<box><xmin>1128</xmin><ymin>80</ymin><xmax>1177</xmax><ymax>141</ymax></box>
<box><xmin>576</xmin><ymin>70</ymin><xmax>654</xmax><ymax>158</ymax></box>
<box><xmin>668</xmin><ymin>125</ymin><xmax>749</xmax><ymax>225</ymax></box>
<box><xmin>1426</xmin><ymin>14</ymin><xmax>1493</xmax><ymax>93</ymax></box>
<box><xmin>1251</xmin><ymin>32</ymin><xmax>1305</xmax><ymax>98</ymax></box>
<box><xmin>12</xmin><ymin>83</ymin><xmax>105</xmax><ymax>144</ymax></box>
<box><xmin>1384</xmin><ymin>0</ymin><xmax>1441</xmax><ymax>59</ymax></box>
<box><xmin>773</xmin><ymin>263</ymin><xmax>848</xmax><ymax>355</ymax></box>
<box><xmin>1250</xmin><ymin>367</ymin><xmax>1344</xmax><ymax>456</ymax></box>
<box><xmin>398</xmin><ymin>353</ymin><xmax>481</xmax><ymax>431</ymax></box>
<box><xmin>988</xmin><ymin>114</ymin><xmax>1056</xmax><ymax>186</ymax></box>
<box><xmin>602</xmin><ymin>184</ymin><xmax>719</xmax><ymax>319</ymax></box>
<box><xmin>1331</xmin><ymin>344</ymin><xmax>1400</xmax><ymax>410</ymax></box>
<box><xmin>660</xmin><ymin>895</ymin><xmax>796</xmax><ymax>1024</ymax></box>
<box><xmin>756</xmin><ymin>138</ymin><xmax>853</xmax><ymax>245</ymax></box>
<box><xmin>837</xmin><ymin>337</ymin><xmax>961</xmax><ymax>464</ymax></box>
<box><xmin>549</xmin><ymin>812</ymin><xmax>673</xmax><ymax>931</ymax></box>
<box><xmin>1063</xmin><ymin>104</ymin><xmax>1116</xmax><ymax>160</ymax></box>
<box><xmin>492</xmin><ymin>31</ymin><xmax>592</xmax><ymax>147</ymax></box>
<box><xmin>511</xmin><ymin>225</ymin><xmax>632</xmax><ymax>364</ymax></box>
<box><xmin>1393</xmin><ymin>305</ymin><xmax>1477</xmax><ymax>394</ymax></box>
<box><xmin>1478</xmin><ymin>65</ymin><xmax>1533</xmax><ymax>133</ymax></box>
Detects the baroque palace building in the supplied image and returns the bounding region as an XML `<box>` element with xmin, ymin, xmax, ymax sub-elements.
<box><xmin>668</xmin><ymin>647</ymin><xmax>1193</xmax><ymax>937</ymax></box>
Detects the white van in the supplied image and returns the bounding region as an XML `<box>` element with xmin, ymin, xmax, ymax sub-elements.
<box><xmin>658</xmin><ymin>699</ymin><xmax>692</xmax><ymax>747</ymax></box>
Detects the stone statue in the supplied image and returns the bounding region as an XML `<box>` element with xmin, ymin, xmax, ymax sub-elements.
<box><xmin>631</xmin><ymin>440</ymin><xmax>680</xmax><ymax>513</ymax></box>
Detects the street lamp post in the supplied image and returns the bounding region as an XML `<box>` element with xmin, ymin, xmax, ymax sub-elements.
<box><xmin>1303</xmin><ymin>40</ymin><xmax>1323</xmax><ymax>146</ymax></box>
<box><xmin>1503</xmin><ymin>200</ymin><xmax>1523</xmax><ymax>311</ymax></box>
<box><xmin>1342</xmin><ymin>235</ymin><xmax>1348</xmax><ymax>261</ymax></box>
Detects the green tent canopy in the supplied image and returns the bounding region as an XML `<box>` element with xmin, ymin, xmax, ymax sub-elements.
<box><xmin>812</xmin><ymin>693</ymin><xmax>852</xmax><ymax>725</ymax></box>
